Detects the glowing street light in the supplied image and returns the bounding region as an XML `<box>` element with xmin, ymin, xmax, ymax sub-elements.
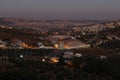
<box><xmin>42</xmin><ymin>59</ymin><xmax>45</xmax><ymax>62</ymax></box>
<box><xmin>20</xmin><ymin>55</ymin><xmax>23</xmax><ymax>58</ymax></box>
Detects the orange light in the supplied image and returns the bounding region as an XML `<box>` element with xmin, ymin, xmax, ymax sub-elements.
<box><xmin>66</xmin><ymin>61</ymin><xmax>73</xmax><ymax>67</ymax></box>
<box><xmin>54</xmin><ymin>44</ymin><xmax>59</xmax><ymax>48</ymax></box>
<box><xmin>50</xmin><ymin>57</ymin><xmax>59</xmax><ymax>63</ymax></box>
<box><xmin>64</xmin><ymin>45</ymin><xmax>69</xmax><ymax>49</ymax></box>
<box><xmin>21</xmin><ymin>43</ymin><xmax>33</xmax><ymax>49</ymax></box>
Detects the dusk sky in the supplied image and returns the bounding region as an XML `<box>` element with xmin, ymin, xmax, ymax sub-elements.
<box><xmin>0</xmin><ymin>0</ymin><xmax>120</xmax><ymax>20</ymax></box>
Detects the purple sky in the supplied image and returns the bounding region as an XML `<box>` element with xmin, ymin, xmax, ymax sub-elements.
<box><xmin>0</xmin><ymin>0</ymin><xmax>120</xmax><ymax>20</ymax></box>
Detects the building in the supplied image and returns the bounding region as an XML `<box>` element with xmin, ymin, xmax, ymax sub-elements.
<box><xmin>48</xmin><ymin>35</ymin><xmax>90</xmax><ymax>49</ymax></box>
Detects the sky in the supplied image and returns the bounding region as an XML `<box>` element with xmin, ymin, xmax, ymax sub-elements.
<box><xmin>0</xmin><ymin>0</ymin><xmax>120</xmax><ymax>20</ymax></box>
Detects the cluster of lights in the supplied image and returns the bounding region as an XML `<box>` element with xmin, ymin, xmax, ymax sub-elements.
<box><xmin>42</xmin><ymin>57</ymin><xmax>59</xmax><ymax>63</ymax></box>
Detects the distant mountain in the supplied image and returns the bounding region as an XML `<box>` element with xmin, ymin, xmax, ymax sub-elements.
<box><xmin>0</xmin><ymin>17</ymin><xmax>105</xmax><ymax>31</ymax></box>
<box><xmin>0</xmin><ymin>17</ymin><xmax>15</xmax><ymax>25</ymax></box>
<box><xmin>0</xmin><ymin>17</ymin><xmax>119</xmax><ymax>34</ymax></box>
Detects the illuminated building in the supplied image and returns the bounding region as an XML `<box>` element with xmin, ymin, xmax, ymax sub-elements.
<box><xmin>49</xmin><ymin>35</ymin><xmax>90</xmax><ymax>49</ymax></box>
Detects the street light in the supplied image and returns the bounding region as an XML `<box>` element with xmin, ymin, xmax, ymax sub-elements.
<box><xmin>20</xmin><ymin>55</ymin><xmax>23</xmax><ymax>58</ymax></box>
